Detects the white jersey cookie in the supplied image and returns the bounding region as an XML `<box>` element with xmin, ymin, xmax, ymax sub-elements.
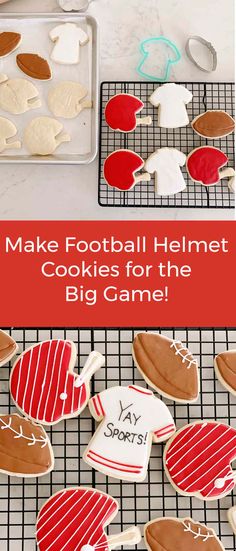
<box><xmin>0</xmin><ymin>117</ymin><xmax>21</xmax><ymax>153</ymax></box>
<box><xmin>0</xmin><ymin>74</ymin><xmax>41</xmax><ymax>115</ymax></box>
<box><xmin>49</xmin><ymin>23</ymin><xmax>89</xmax><ymax>65</ymax></box>
<box><xmin>84</xmin><ymin>384</ymin><xmax>176</xmax><ymax>482</ymax></box>
<box><xmin>149</xmin><ymin>83</ymin><xmax>193</xmax><ymax>128</ymax></box>
<box><xmin>24</xmin><ymin>117</ymin><xmax>71</xmax><ymax>156</ymax></box>
<box><xmin>145</xmin><ymin>148</ymin><xmax>186</xmax><ymax>195</ymax></box>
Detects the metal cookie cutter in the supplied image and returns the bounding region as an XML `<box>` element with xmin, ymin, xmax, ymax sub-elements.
<box><xmin>186</xmin><ymin>36</ymin><xmax>217</xmax><ymax>73</ymax></box>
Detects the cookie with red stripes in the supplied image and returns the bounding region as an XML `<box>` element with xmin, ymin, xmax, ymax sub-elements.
<box><xmin>144</xmin><ymin>517</ymin><xmax>225</xmax><ymax>551</ymax></box>
<box><xmin>84</xmin><ymin>385</ymin><xmax>175</xmax><ymax>482</ymax></box>
<box><xmin>10</xmin><ymin>341</ymin><xmax>105</xmax><ymax>425</ymax></box>
<box><xmin>0</xmin><ymin>329</ymin><xmax>18</xmax><ymax>367</ymax></box>
<box><xmin>164</xmin><ymin>421</ymin><xmax>236</xmax><ymax>501</ymax></box>
<box><xmin>36</xmin><ymin>486</ymin><xmax>141</xmax><ymax>551</ymax></box>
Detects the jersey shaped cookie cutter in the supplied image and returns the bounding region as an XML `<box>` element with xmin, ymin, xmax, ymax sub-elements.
<box><xmin>137</xmin><ymin>37</ymin><xmax>181</xmax><ymax>82</ymax></box>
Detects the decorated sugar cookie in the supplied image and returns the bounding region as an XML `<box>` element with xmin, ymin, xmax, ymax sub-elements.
<box><xmin>228</xmin><ymin>505</ymin><xmax>236</xmax><ymax>535</ymax></box>
<box><xmin>0</xmin><ymin>117</ymin><xmax>21</xmax><ymax>153</ymax></box>
<box><xmin>0</xmin><ymin>32</ymin><xmax>21</xmax><ymax>58</ymax></box>
<box><xmin>10</xmin><ymin>342</ymin><xmax>105</xmax><ymax>425</ymax></box>
<box><xmin>36</xmin><ymin>486</ymin><xmax>141</xmax><ymax>551</ymax></box>
<box><xmin>0</xmin><ymin>74</ymin><xmax>41</xmax><ymax>115</ymax></box>
<box><xmin>104</xmin><ymin>150</ymin><xmax>151</xmax><ymax>191</ymax></box>
<box><xmin>145</xmin><ymin>148</ymin><xmax>186</xmax><ymax>195</ymax></box>
<box><xmin>164</xmin><ymin>421</ymin><xmax>236</xmax><ymax>501</ymax></box>
<box><xmin>192</xmin><ymin>111</ymin><xmax>235</xmax><ymax>139</ymax></box>
<box><xmin>132</xmin><ymin>333</ymin><xmax>199</xmax><ymax>403</ymax></box>
<box><xmin>105</xmin><ymin>94</ymin><xmax>152</xmax><ymax>132</ymax></box>
<box><xmin>16</xmin><ymin>54</ymin><xmax>52</xmax><ymax>80</ymax></box>
<box><xmin>48</xmin><ymin>81</ymin><xmax>92</xmax><ymax>119</ymax></box>
<box><xmin>24</xmin><ymin>117</ymin><xmax>71</xmax><ymax>156</ymax></box>
<box><xmin>149</xmin><ymin>83</ymin><xmax>193</xmax><ymax>128</ymax></box>
<box><xmin>186</xmin><ymin>146</ymin><xmax>228</xmax><ymax>186</ymax></box>
<box><xmin>145</xmin><ymin>517</ymin><xmax>225</xmax><ymax>551</ymax></box>
<box><xmin>214</xmin><ymin>350</ymin><xmax>236</xmax><ymax>396</ymax></box>
<box><xmin>0</xmin><ymin>330</ymin><xmax>18</xmax><ymax>367</ymax></box>
<box><xmin>0</xmin><ymin>413</ymin><xmax>54</xmax><ymax>477</ymax></box>
<box><xmin>49</xmin><ymin>23</ymin><xmax>89</xmax><ymax>65</ymax></box>
<box><xmin>84</xmin><ymin>384</ymin><xmax>176</xmax><ymax>482</ymax></box>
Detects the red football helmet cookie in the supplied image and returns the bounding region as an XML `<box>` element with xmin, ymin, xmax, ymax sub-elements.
<box><xmin>104</xmin><ymin>149</ymin><xmax>150</xmax><ymax>191</ymax></box>
<box><xmin>186</xmin><ymin>146</ymin><xmax>228</xmax><ymax>186</ymax></box>
<box><xmin>105</xmin><ymin>93</ymin><xmax>152</xmax><ymax>132</ymax></box>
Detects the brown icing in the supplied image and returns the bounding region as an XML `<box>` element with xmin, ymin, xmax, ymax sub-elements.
<box><xmin>192</xmin><ymin>111</ymin><xmax>235</xmax><ymax>138</ymax></box>
<box><xmin>215</xmin><ymin>350</ymin><xmax>236</xmax><ymax>392</ymax></box>
<box><xmin>0</xmin><ymin>330</ymin><xmax>17</xmax><ymax>365</ymax></box>
<box><xmin>16</xmin><ymin>54</ymin><xmax>51</xmax><ymax>80</ymax></box>
<box><xmin>133</xmin><ymin>333</ymin><xmax>198</xmax><ymax>401</ymax></box>
<box><xmin>0</xmin><ymin>414</ymin><xmax>53</xmax><ymax>476</ymax></box>
<box><xmin>145</xmin><ymin>518</ymin><xmax>224</xmax><ymax>551</ymax></box>
<box><xmin>0</xmin><ymin>32</ymin><xmax>21</xmax><ymax>57</ymax></box>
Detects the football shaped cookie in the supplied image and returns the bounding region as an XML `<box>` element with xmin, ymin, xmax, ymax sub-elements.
<box><xmin>36</xmin><ymin>486</ymin><xmax>141</xmax><ymax>551</ymax></box>
<box><xmin>228</xmin><ymin>505</ymin><xmax>236</xmax><ymax>535</ymax></box>
<box><xmin>16</xmin><ymin>54</ymin><xmax>52</xmax><ymax>80</ymax></box>
<box><xmin>192</xmin><ymin>111</ymin><xmax>235</xmax><ymax>139</ymax></box>
<box><xmin>0</xmin><ymin>413</ymin><xmax>54</xmax><ymax>477</ymax></box>
<box><xmin>10</xmin><ymin>341</ymin><xmax>105</xmax><ymax>425</ymax></box>
<box><xmin>164</xmin><ymin>421</ymin><xmax>236</xmax><ymax>501</ymax></box>
<box><xmin>104</xmin><ymin>150</ymin><xmax>151</xmax><ymax>191</ymax></box>
<box><xmin>186</xmin><ymin>146</ymin><xmax>228</xmax><ymax>186</ymax></box>
<box><xmin>132</xmin><ymin>332</ymin><xmax>199</xmax><ymax>403</ymax></box>
<box><xmin>214</xmin><ymin>350</ymin><xmax>236</xmax><ymax>396</ymax></box>
<box><xmin>0</xmin><ymin>32</ymin><xmax>21</xmax><ymax>58</ymax></box>
<box><xmin>145</xmin><ymin>517</ymin><xmax>225</xmax><ymax>551</ymax></box>
<box><xmin>0</xmin><ymin>330</ymin><xmax>18</xmax><ymax>367</ymax></box>
<box><xmin>105</xmin><ymin>94</ymin><xmax>152</xmax><ymax>132</ymax></box>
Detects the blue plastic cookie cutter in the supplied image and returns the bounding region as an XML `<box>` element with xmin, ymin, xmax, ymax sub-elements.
<box><xmin>137</xmin><ymin>37</ymin><xmax>181</xmax><ymax>82</ymax></box>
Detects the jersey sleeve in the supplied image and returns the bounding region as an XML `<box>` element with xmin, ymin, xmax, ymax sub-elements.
<box><xmin>172</xmin><ymin>149</ymin><xmax>186</xmax><ymax>167</ymax></box>
<box><xmin>151</xmin><ymin>400</ymin><xmax>176</xmax><ymax>442</ymax></box>
<box><xmin>89</xmin><ymin>387</ymin><xmax>115</xmax><ymax>421</ymax></box>
<box><xmin>149</xmin><ymin>87</ymin><xmax>163</xmax><ymax>107</ymax></box>
<box><xmin>49</xmin><ymin>25</ymin><xmax>62</xmax><ymax>42</ymax></box>
<box><xmin>181</xmin><ymin>86</ymin><xmax>193</xmax><ymax>104</ymax></box>
<box><xmin>78</xmin><ymin>27</ymin><xmax>89</xmax><ymax>46</ymax></box>
<box><xmin>145</xmin><ymin>153</ymin><xmax>158</xmax><ymax>174</ymax></box>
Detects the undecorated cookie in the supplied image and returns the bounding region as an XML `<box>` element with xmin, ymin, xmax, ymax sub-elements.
<box><xmin>0</xmin><ymin>32</ymin><xmax>21</xmax><ymax>58</ymax></box>
<box><xmin>24</xmin><ymin>117</ymin><xmax>71</xmax><ymax>156</ymax></box>
<box><xmin>48</xmin><ymin>81</ymin><xmax>92</xmax><ymax>119</ymax></box>
<box><xmin>49</xmin><ymin>23</ymin><xmax>89</xmax><ymax>65</ymax></box>
<box><xmin>192</xmin><ymin>111</ymin><xmax>235</xmax><ymax>139</ymax></box>
<box><xmin>214</xmin><ymin>350</ymin><xmax>236</xmax><ymax>396</ymax></box>
<box><xmin>0</xmin><ymin>413</ymin><xmax>54</xmax><ymax>477</ymax></box>
<box><xmin>0</xmin><ymin>74</ymin><xmax>41</xmax><ymax>115</ymax></box>
<box><xmin>0</xmin><ymin>117</ymin><xmax>21</xmax><ymax>153</ymax></box>
<box><xmin>0</xmin><ymin>330</ymin><xmax>18</xmax><ymax>367</ymax></box>
<box><xmin>16</xmin><ymin>53</ymin><xmax>52</xmax><ymax>81</ymax></box>
<box><xmin>145</xmin><ymin>517</ymin><xmax>225</xmax><ymax>551</ymax></box>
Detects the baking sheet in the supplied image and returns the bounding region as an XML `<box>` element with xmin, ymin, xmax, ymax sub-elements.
<box><xmin>0</xmin><ymin>13</ymin><xmax>99</xmax><ymax>164</ymax></box>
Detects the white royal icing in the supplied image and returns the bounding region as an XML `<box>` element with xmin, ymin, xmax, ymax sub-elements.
<box><xmin>50</xmin><ymin>23</ymin><xmax>89</xmax><ymax>65</ymax></box>
<box><xmin>145</xmin><ymin>148</ymin><xmax>186</xmax><ymax>196</ymax></box>
<box><xmin>149</xmin><ymin>83</ymin><xmax>193</xmax><ymax>128</ymax></box>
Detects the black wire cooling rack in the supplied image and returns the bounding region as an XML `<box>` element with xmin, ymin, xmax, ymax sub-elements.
<box><xmin>98</xmin><ymin>82</ymin><xmax>235</xmax><ymax>209</ymax></box>
<box><xmin>0</xmin><ymin>327</ymin><xmax>236</xmax><ymax>551</ymax></box>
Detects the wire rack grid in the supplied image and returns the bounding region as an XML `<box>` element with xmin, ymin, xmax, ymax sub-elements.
<box><xmin>0</xmin><ymin>327</ymin><xmax>236</xmax><ymax>551</ymax></box>
<box><xmin>98</xmin><ymin>82</ymin><xmax>235</xmax><ymax>209</ymax></box>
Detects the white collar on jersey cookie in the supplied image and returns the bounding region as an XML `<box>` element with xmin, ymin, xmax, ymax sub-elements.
<box><xmin>170</xmin><ymin>340</ymin><xmax>198</xmax><ymax>369</ymax></box>
<box><xmin>128</xmin><ymin>385</ymin><xmax>153</xmax><ymax>396</ymax></box>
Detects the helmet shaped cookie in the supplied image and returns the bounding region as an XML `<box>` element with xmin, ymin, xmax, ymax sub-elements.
<box><xmin>214</xmin><ymin>349</ymin><xmax>236</xmax><ymax>396</ymax></box>
<box><xmin>132</xmin><ymin>332</ymin><xmax>199</xmax><ymax>403</ymax></box>
<box><xmin>104</xmin><ymin>149</ymin><xmax>150</xmax><ymax>191</ymax></box>
<box><xmin>0</xmin><ymin>117</ymin><xmax>21</xmax><ymax>153</ymax></box>
<box><xmin>186</xmin><ymin>146</ymin><xmax>228</xmax><ymax>186</ymax></box>
<box><xmin>105</xmin><ymin>93</ymin><xmax>152</xmax><ymax>132</ymax></box>
<box><xmin>0</xmin><ymin>329</ymin><xmax>18</xmax><ymax>367</ymax></box>
<box><xmin>192</xmin><ymin>110</ymin><xmax>235</xmax><ymax>139</ymax></box>
<box><xmin>36</xmin><ymin>486</ymin><xmax>141</xmax><ymax>551</ymax></box>
<box><xmin>24</xmin><ymin>117</ymin><xmax>71</xmax><ymax>155</ymax></box>
<box><xmin>144</xmin><ymin>517</ymin><xmax>225</xmax><ymax>551</ymax></box>
<box><xmin>10</xmin><ymin>341</ymin><xmax>105</xmax><ymax>425</ymax></box>
<box><xmin>164</xmin><ymin>421</ymin><xmax>236</xmax><ymax>500</ymax></box>
<box><xmin>48</xmin><ymin>81</ymin><xmax>92</xmax><ymax>119</ymax></box>
<box><xmin>0</xmin><ymin>74</ymin><xmax>41</xmax><ymax>115</ymax></box>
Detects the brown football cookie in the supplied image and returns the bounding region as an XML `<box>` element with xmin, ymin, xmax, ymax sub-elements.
<box><xmin>214</xmin><ymin>350</ymin><xmax>236</xmax><ymax>396</ymax></box>
<box><xmin>0</xmin><ymin>32</ymin><xmax>21</xmax><ymax>57</ymax></box>
<box><xmin>192</xmin><ymin>111</ymin><xmax>235</xmax><ymax>139</ymax></box>
<box><xmin>16</xmin><ymin>54</ymin><xmax>52</xmax><ymax>80</ymax></box>
<box><xmin>132</xmin><ymin>332</ymin><xmax>199</xmax><ymax>403</ymax></box>
<box><xmin>0</xmin><ymin>330</ymin><xmax>18</xmax><ymax>367</ymax></box>
<box><xmin>145</xmin><ymin>517</ymin><xmax>225</xmax><ymax>551</ymax></box>
<box><xmin>0</xmin><ymin>413</ymin><xmax>54</xmax><ymax>477</ymax></box>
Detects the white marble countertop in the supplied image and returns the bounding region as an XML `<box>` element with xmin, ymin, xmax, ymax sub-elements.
<box><xmin>0</xmin><ymin>0</ymin><xmax>234</xmax><ymax>220</ymax></box>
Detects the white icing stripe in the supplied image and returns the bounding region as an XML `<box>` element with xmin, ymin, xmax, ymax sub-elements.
<box><xmin>38</xmin><ymin>489</ymin><xmax>90</xmax><ymax>545</ymax></box>
<box><xmin>51</xmin><ymin>341</ymin><xmax>67</xmax><ymax>421</ymax></box>
<box><xmin>36</xmin><ymin>341</ymin><xmax>53</xmax><ymax>421</ymax></box>
<box><xmin>70</xmin><ymin>372</ymin><xmax>75</xmax><ymax>415</ymax></box>
<box><xmin>0</xmin><ymin>416</ymin><xmax>48</xmax><ymax>447</ymax></box>
<box><xmin>205</xmin><ymin>471</ymin><xmax>232</xmax><ymax>498</ymax></box>
<box><xmin>38</xmin><ymin>490</ymin><xmax>67</xmax><ymax>523</ymax></box>
<box><xmin>22</xmin><ymin>348</ymin><xmax>33</xmax><ymax>410</ymax></box>
<box><xmin>78</xmin><ymin>384</ymin><xmax>83</xmax><ymax>411</ymax></box>
<box><xmin>73</xmin><ymin>496</ymin><xmax>110</xmax><ymax>551</ymax></box>
<box><xmin>63</xmin><ymin>370</ymin><xmax>70</xmax><ymax>417</ymax></box>
<box><xmin>166</xmin><ymin>424</ymin><xmax>205</xmax><ymax>462</ymax></box>
<box><xmin>182</xmin><ymin>521</ymin><xmax>214</xmax><ymax>541</ymax></box>
<box><xmin>183</xmin><ymin>436</ymin><xmax>236</xmax><ymax>490</ymax></box>
<box><xmin>200</xmin><ymin>465</ymin><xmax>230</xmax><ymax>493</ymax></box>
<box><xmin>170</xmin><ymin>424</ymin><xmax>224</xmax><ymax>475</ymax></box>
<box><xmin>15</xmin><ymin>356</ymin><xmax>23</xmax><ymax>403</ymax></box>
<box><xmin>37</xmin><ymin>489</ymin><xmax>78</xmax><ymax>533</ymax></box>
<box><xmin>42</xmin><ymin>340</ymin><xmax>61</xmax><ymax>422</ymax></box>
<box><xmin>92</xmin><ymin>501</ymin><xmax>114</xmax><ymax>548</ymax></box>
<box><xmin>46</xmin><ymin>490</ymin><xmax>97</xmax><ymax>551</ymax></box>
<box><xmin>170</xmin><ymin>341</ymin><xmax>198</xmax><ymax>368</ymax></box>
<box><xmin>28</xmin><ymin>342</ymin><xmax>43</xmax><ymax>417</ymax></box>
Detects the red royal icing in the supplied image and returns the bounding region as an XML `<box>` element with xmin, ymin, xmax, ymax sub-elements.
<box><xmin>187</xmin><ymin>147</ymin><xmax>228</xmax><ymax>186</ymax></box>
<box><xmin>165</xmin><ymin>421</ymin><xmax>236</xmax><ymax>499</ymax></box>
<box><xmin>36</xmin><ymin>487</ymin><xmax>118</xmax><ymax>551</ymax></box>
<box><xmin>105</xmin><ymin>94</ymin><xmax>144</xmax><ymax>132</ymax></box>
<box><xmin>10</xmin><ymin>340</ymin><xmax>87</xmax><ymax>425</ymax></box>
<box><xmin>104</xmin><ymin>150</ymin><xmax>144</xmax><ymax>190</ymax></box>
